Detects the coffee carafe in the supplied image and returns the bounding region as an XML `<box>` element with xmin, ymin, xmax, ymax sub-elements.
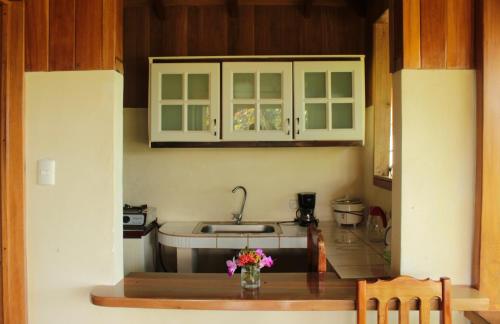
<box><xmin>296</xmin><ymin>192</ymin><xmax>318</xmax><ymax>226</ymax></box>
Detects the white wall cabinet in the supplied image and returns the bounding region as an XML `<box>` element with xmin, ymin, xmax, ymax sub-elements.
<box><xmin>149</xmin><ymin>63</ymin><xmax>220</xmax><ymax>142</ymax></box>
<box><xmin>222</xmin><ymin>62</ymin><xmax>293</xmax><ymax>141</ymax></box>
<box><xmin>294</xmin><ymin>61</ymin><xmax>365</xmax><ymax>141</ymax></box>
<box><xmin>149</xmin><ymin>57</ymin><xmax>365</xmax><ymax>145</ymax></box>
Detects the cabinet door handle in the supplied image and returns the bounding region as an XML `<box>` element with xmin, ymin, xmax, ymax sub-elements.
<box><xmin>286</xmin><ymin>118</ymin><xmax>290</xmax><ymax>135</ymax></box>
<box><xmin>213</xmin><ymin>119</ymin><xmax>217</xmax><ymax>137</ymax></box>
<box><xmin>296</xmin><ymin>117</ymin><xmax>300</xmax><ymax>135</ymax></box>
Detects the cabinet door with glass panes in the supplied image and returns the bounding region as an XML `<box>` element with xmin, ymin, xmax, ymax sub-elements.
<box><xmin>149</xmin><ymin>63</ymin><xmax>220</xmax><ymax>142</ymax></box>
<box><xmin>222</xmin><ymin>62</ymin><xmax>293</xmax><ymax>141</ymax></box>
<box><xmin>293</xmin><ymin>61</ymin><xmax>365</xmax><ymax>141</ymax></box>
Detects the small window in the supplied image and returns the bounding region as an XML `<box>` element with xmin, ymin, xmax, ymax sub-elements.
<box><xmin>372</xmin><ymin>10</ymin><xmax>393</xmax><ymax>190</ymax></box>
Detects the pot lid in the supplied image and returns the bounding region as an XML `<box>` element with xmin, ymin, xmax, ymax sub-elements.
<box><xmin>334</xmin><ymin>198</ymin><xmax>362</xmax><ymax>205</ymax></box>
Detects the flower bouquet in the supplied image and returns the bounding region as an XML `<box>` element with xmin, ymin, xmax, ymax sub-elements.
<box><xmin>226</xmin><ymin>248</ymin><xmax>274</xmax><ymax>289</ymax></box>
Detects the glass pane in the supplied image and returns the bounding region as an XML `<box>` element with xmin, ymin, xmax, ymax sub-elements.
<box><xmin>233</xmin><ymin>73</ymin><xmax>255</xmax><ymax>99</ymax></box>
<box><xmin>331</xmin><ymin>72</ymin><xmax>353</xmax><ymax>98</ymax></box>
<box><xmin>305</xmin><ymin>103</ymin><xmax>327</xmax><ymax>129</ymax></box>
<box><xmin>161</xmin><ymin>74</ymin><xmax>183</xmax><ymax>100</ymax></box>
<box><xmin>332</xmin><ymin>103</ymin><xmax>353</xmax><ymax>129</ymax></box>
<box><xmin>260</xmin><ymin>104</ymin><xmax>283</xmax><ymax>131</ymax></box>
<box><xmin>161</xmin><ymin>105</ymin><xmax>183</xmax><ymax>131</ymax></box>
<box><xmin>188</xmin><ymin>105</ymin><xmax>210</xmax><ymax>131</ymax></box>
<box><xmin>233</xmin><ymin>104</ymin><xmax>256</xmax><ymax>131</ymax></box>
<box><xmin>260</xmin><ymin>73</ymin><xmax>282</xmax><ymax>99</ymax></box>
<box><xmin>188</xmin><ymin>74</ymin><xmax>209</xmax><ymax>99</ymax></box>
<box><xmin>305</xmin><ymin>72</ymin><xmax>326</xmax><ymax>98</ymax></box>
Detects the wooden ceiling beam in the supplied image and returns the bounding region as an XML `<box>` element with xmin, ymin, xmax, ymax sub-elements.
<box><xmin>151</xmin><ymin>0</ymin><xmax>166</xmax><ymax>20</ymax></box>
<box><xmin>303</xmin><ymin>0</ymin><xmax>313</xmax><ymax>18</ymax></box>
<box><xmin>227</xmin><ymin>0</ymin><xmax>239</xmax><ymax>18</ymax></box>
<box><xmin>346</xmin><ymin>0</ymin><xmax>366</xmax><ymax>17</ymax></box>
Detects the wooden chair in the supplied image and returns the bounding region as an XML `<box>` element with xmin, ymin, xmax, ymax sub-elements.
<box><xmin>357</xmin><ymin>276</ymin><xmax>451</xmax><ymax>324</ymax></box>
<box><xmin>307</xmin><ymin>224</ymin><xmax>327</xmax><ymax>273</ymax></box>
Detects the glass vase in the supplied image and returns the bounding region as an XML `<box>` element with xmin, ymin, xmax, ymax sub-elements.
<box><xmin>241</xmin><ymin>265</ymin><xmax>260</xmax><ymax>289</ymax></box>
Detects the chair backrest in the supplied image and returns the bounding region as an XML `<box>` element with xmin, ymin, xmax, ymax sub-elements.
<box><xmin>307</xmin><ymin>224</ymin><xmax>327</xmax><ymax>273</ymax></box>
<box><xmin>357</xmin><ymin>276</ymin><xmax>451</xmax><ymax>324</ymax></box>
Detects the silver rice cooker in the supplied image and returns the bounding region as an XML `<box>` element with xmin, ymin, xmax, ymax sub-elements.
<box><xmin>332</xmin><ymin>198</ymin><xmax>364</xmax><ymax>226</ymax></box>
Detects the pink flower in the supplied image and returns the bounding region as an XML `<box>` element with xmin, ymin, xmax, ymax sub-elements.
<box><xmin>259</xmin><ymin>256</ymin><xmax>274</xmax><ymax>269</ymax></box>
<box><xmin>255</xmin><ymin>248</ymin><xmax>265</xmax><ymax>257</ymax></box>
<box><xmin>226</xmin><ymin>258</ymin><xmax>237</xmax><ymax>277</ymax></box>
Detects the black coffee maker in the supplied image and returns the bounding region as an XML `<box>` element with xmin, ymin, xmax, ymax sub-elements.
<box><xmin>296</xmin><ymin>192</ymin><xmax>318</xmax><ymax>226</ymax></box>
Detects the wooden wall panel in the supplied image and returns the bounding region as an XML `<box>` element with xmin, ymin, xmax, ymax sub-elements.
<box><xmin>228</xmin><ymin>6</ymin><xmax>255</xmax><ymax>55</ymax></box>
<box><xmin>389</xmin><ymin>0</ymin><xmax>474</xmax><ymax>71</ymax></box>
<box><xmin>255</xmin><ymin>6</ymin><xmax>301</xmax><ymax>55</ymax></box>
<box><xmin>158</xmin><ymin>6</ymin><xmax>188</xmax><ymax>56</ymax></box>
<box><xmin>25</xmin><ymin>0</ymin><xmax>123</xmax><ymax>72</ymax></box>
<box><xmin>123</xmin><ymin>5</ymin><xmax>150</xmax><ymax>107</ymax></box>
<box><xmin>25</xmin><ymin>0</ymin><xmax>49</xmax><ymax>71</ymax></box>
<box><xmin>188</xmin><ymin>6</ymin><xmax>228</xmax><ymax>55</ymax></box>
<box><xmin>49</xmin><ymin>0</ymin><xmax>75</xmax><ymax>71</ymax></box>
<box><xmin>420</xmin><ymin>0</ymin><xmax>446</xmax><ymax>68</ymax></box>
<box><xmin>402</xmin><ymin>0</ymin><xmax>420</xmax><ymax>68</ymax></box>
<box><xmin>124</xmin><ymin>3</ymin><xmax>366</xmax><ymax>107</ymax></box>
<box><xmin>446</xmin><ymin>0</ymin><xmax>474</xmax><ymax>68</ymax></box>
<box><xmin>103</xmin><ymin>0</ymin><xmax>124</xmax><ymax>71</ymax></box>
<box><xmin>75</xmin><ymin>0</ymin><xmax>103</xmax><ymax>70</ymax></box>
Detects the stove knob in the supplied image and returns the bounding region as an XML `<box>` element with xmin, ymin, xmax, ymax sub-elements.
<box><xmin>123</xmin><ymin>216</ymin><xmax>130</xmax><ymax>224</ymax></box>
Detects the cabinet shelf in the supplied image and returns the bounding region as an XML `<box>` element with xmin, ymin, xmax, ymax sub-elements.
<box><xmin>150</xmin><ymin>140</ymin><xmax>363</xmax><ymax>148</ymax></box>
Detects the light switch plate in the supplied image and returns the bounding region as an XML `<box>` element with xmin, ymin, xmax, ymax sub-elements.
<box><xmin>288</xmin><ymin>198</ymin><xmax>298</xmax><ymax>209</ymax></box>
<box><xmin>37</xmin><ymin>159</ymin><xmax>55</xmax><ymax>186</ymax></box>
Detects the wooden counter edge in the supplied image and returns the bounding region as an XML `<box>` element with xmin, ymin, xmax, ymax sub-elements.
<box><xmin>90</xmin><ymin>281</ymin><xmax>489</xmax><ymax>312</ymax></box>
<box><xmin>90</xmin><ymin>292</ymin><xmax>355</xmax><ymax>311</ymax></box>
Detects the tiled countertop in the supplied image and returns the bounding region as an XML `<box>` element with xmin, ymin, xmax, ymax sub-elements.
<box><xmin>318</xmin><ymin>222</ymin><xmax>391</xmax><ymax>279</ymax></box>
<box><xmin>158</xmin><ymin>221</ymin><xmax>390</xmax><ymax>279</ymax></box>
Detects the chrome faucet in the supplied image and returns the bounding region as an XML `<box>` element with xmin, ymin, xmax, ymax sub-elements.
<box><xmin>231</xmin><ymin>186</ymin><xmax>247</xmax><ymax>224</ymax></box>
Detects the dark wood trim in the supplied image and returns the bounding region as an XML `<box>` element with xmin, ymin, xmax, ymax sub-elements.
<box><xmin>373</xmin><ymin>175</ymin><xmax>392</xmax><ymax>191</ymax></box>
<box><xmin>151</xmin><ymin>57</ymin><xmax>363</xmax><ymax>64</ymax></box>
<box><xmin>472</xmin><ymin>0</ymin><xmax>484</xmax><ymax>291</ymax></box>
<box><xmin>125</xmin><ymin>0</ymin><xmax>351</xmax><ymax>7</ymax></box>
<box><xmin>0</xmin><ymin>1</ymin><xmax>27</xmax><ymax>324</ymax></box>
<box><xmin>151</xmin><ymin>141</ymin><xmax>363</xmax><ymax>148</ymax></box>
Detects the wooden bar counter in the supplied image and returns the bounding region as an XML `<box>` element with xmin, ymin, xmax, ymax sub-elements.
<box><xmin>91</xmin><ymin>273</ymin><xmax>489</xmax><ymax>311</ymax></box>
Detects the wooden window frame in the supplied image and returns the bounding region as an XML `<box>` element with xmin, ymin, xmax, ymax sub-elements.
<box><xmin>372</xmin><ymin>10</ymin><xmax>393</xmax><ymax>191</ymax></box>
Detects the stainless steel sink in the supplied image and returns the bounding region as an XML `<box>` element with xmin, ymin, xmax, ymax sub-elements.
<box><xmin>193</xmin><ymin>222</ymin><xmax>282</xmax><ymax>235</ymax></box>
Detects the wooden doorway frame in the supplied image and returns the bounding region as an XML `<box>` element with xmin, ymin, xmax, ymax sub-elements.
<box><xmin>0</xmin><ymin>0</ymin><xmax>27</xmax><ymax>323</ymax></box>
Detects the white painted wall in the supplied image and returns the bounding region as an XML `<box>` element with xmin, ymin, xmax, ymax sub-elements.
<box><xmin>23</xmin><ymin>70</ymin><xmax>362</xmax><ymax>324</ymax></box>
<box><xmin>124</xmin><ymin>108</ymin><xmax>364</xmax><ymax>224</ymax></box>
<box><xmin>391</xmin><ymin>70</ymin><xmax>476</xmax><ymax>285</ymax></box>
<box><xmin>24</xmin><ymin>70</ymin><xmax>474</xmax><ymax>324</ymax></box>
